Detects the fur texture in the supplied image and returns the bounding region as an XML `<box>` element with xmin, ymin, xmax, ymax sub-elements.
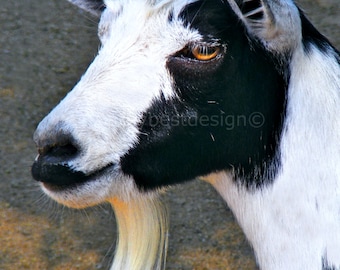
<box><xmin>32</xmin><ymin>0</ymin><xmax>340</xmax><ymax>269</ymax></box>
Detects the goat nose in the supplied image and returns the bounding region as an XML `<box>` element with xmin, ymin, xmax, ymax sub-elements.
<box><xmin>31</xmin><ymin>127</ymin><xmax>87</xmax><ymax>186</ymax></box>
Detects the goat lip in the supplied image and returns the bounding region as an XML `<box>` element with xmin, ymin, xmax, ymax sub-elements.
<box><xmin>32</xmin><ymin>160</ymin><xmax>115</xmax><ymax>191</ymax></box>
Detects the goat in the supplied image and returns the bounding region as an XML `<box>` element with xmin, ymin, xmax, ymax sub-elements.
<box><xmin>31</xmin><ymin>0</ymin><xmax>340</xmax><ymax>269</ymax></box>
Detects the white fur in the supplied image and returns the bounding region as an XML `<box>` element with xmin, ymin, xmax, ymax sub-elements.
<box><xmin>35</xmin><ymin>0</ymin><xmax>340</xmax><ymax>269</ymax></box>
<box><xmin>35</xmin><ymin>1</ymin><xmax>198</xmax><ymax>269</ymax></box>
<box><xmin>204</xmin><ymin>44</ymin><xmax>340</xmax><ymax>269</ymax></box>
<box><xmin>35</xmin><ymin>0</ymin><xmax>201</xmax><ymax>206</ymax></box>
<box><xmin>108</xmin><ymin>195</ymin><xmax>168</xmax><ymax>270</ymax></box>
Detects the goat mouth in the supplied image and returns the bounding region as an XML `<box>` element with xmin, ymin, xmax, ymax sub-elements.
<box><xmin>31</xmin><ymin>158</ymin><xmax>114</xmax><ymax>191</ymax></box>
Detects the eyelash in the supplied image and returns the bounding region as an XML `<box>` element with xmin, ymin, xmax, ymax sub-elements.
<box><xmin>176</xmin><ymin>44</ymin><xmax>222</xmax><ymax>61</ymax></box>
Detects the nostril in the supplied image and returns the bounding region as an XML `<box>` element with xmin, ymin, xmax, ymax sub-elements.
<box><xmin>33</xmin><ymin>124</ymin><xmax>80</xmax><ymax>162</ymax></box>
<box><xmin>38</xmin><ymin>142</ymin><xmax>79</xmax><ymax>165</ymax></box>
<box><xmin>43</xmin><ymin>143</ymin><xmax>78</xmax><ymax>159</ymax></box>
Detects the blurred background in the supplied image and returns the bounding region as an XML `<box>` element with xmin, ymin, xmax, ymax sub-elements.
<box><xmin>0</xmin><ymin>0</ymin><xmax>339</xmax><ymax>269</ymax></box>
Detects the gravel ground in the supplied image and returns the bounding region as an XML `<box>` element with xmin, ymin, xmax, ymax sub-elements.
<box><xmin>0</xmin><ymin>0</ymin><xmax>339</xmax><ymax>269</ymax></box>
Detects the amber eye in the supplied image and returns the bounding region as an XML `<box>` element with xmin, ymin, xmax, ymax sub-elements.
<box><xmin>191</xmin><ymin>45</ymin><xmax>220</xmax><ymax>61</ymax></box>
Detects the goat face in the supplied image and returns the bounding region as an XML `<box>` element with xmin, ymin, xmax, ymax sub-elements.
<box><xmin>32</xmin><ymin>0</ymin><xmax>300</xmax><ymax>207</ymax></box>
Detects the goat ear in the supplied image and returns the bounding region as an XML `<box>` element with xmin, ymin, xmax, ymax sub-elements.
<box><xmin>68</xmin><ymin>0</ymin><xmax>105</xmax><ymax>17</ymax></box>
<box><xmin>225</xmin><ymin>0</ymin><xmax>301</xmax><ymax>53</ymax></box>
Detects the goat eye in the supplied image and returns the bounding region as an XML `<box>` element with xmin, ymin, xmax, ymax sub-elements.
<box><xmin>171</xmin><ymin>43</ymin><xmax>224</xmax><ymax>67</ymax></box>
<box><xmin>191</xmin><ymin>45</ymin><xmax>220</xmax><ymax>61</ymax></box>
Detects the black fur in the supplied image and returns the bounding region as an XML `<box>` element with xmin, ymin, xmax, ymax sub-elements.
<box><xmin>121</xmin><ymin>0</ymin><xmax>289</xmax><ymax>190</ymax></box>
<box><xmin>122</xmin><ymin>2</ymin><xmax>340</xmax><ymax>192</ymax></box>
<box><xmin>300</xmin><ymin>10</ymin><xmax>334</xmax><ymax>54</ymax></box>
<box><xmin>322</xmin><ymin>257</ymin><xmax>340</xmax><ymax>270</ymax></box>
<box><xmin>33</xmin><ymin>1</ymin><xmax>338</xmax><ymax>193</ymax></box>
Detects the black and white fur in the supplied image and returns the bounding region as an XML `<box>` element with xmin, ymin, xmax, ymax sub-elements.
<box><xmin>31</xmin><ymin>0</ymin><xmax>340</xmax><ymax>269</ymax></box>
